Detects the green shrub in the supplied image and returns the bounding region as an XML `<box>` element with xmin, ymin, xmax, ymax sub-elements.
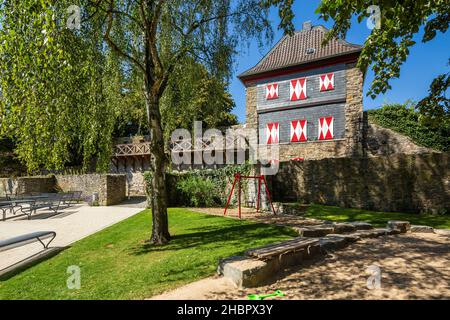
<box><xmin>367</xmin><ymin>102</ymin><xmax>450</xmax><ymax>152</ymax></box>
<box><xmin>177</xmin><ymin>175</ymin><xmax>219</xmax><ymax>207</ymax></box>
<box><xmin>143</xmin><ymin>162</ymin><xmax>251</xmax><ymax>208</ymax></box>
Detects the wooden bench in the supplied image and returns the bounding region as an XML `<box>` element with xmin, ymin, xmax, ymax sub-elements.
<box><xmin>245</xmin><ymin>237</ymin><xmax>320</xmax><ymax>260</ymax></box>
<box><xmin>0</xmin><ymin>231</ymin><xmax>56</xmax><ymax>252</ymax></box>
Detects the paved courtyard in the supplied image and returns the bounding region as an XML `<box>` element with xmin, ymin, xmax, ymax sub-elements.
<box><xmin>0</xmin><ymin>204</ymin><xmax>142</xmax><ymax>271</ymax></box>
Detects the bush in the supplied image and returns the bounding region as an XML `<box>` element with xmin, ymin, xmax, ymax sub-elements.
<box><xmin>176</xmin><ymin>175</ymin><xmax>219</xmax><ymax>207</ymax></box>
<box><xmin>367</xmin><ymin>102</ymin><xmax>450</xmax><ymax>152</ymax></box>
<box><xmin>143</xmin><ymin>163</ymin><xmax>251</xmax><ymax>208</ymax></box>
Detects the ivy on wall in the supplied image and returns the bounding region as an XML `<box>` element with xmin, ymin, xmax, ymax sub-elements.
<box><xmin>367</xmin><ymin>103</ymin><xmax>450</xmax><ymax>152</ymax></box>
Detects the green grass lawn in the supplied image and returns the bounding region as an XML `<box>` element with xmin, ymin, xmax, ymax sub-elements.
<box><xmin>0</xmin><ymin>208</ymin><xmax>296</xmax><ymax>300</ymax></box>
<box><xmin>304</xmin><ymin>204</ymin><xmax>450</xmax><ymax>229</ymax></box>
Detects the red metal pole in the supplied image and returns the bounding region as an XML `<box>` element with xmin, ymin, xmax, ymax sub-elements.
<box><xmin>262</xmin><ymin>175</ymin><xmax>276</xmax><ymax>215</ymax></box>
<box><xmin>237</xmin><ymin>173</ymin><xmax>241</xmax><ymax>219</ymax></box>
<box><xmin>224</xmin><ymin>174</ymin><xmax>238</xmax><ymax>216</ymax></box>
<box><xmin>256</xmin><ymin>176</ymin><xmax>262</xmax><ymax>212</ymax></box>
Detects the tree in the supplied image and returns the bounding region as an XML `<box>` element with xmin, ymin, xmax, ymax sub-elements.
<box><xmin>87</xmin><ymin>0</ymin><xmax>273</xmax><ymax>244</ymax></box>
<box><xmin>0</xmin><ymin>0</ymin><xmax>121</xmax><ymax>173</ymax></box>
<box><xmin>113</xmin><ymin>57</ymin><xmax>238</xmax><ymax>141</ymax></box>
<box><xmin>264</xmin><ymin>0</ymin><xmax>449</xmax><ymax>122</ymax></box>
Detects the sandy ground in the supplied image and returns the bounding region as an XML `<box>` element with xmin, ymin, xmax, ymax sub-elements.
<box><xmin>189</xmin><ymin>207</ymin><xmax>325</xmax><ymax>226</ymax></box>
<box><xmin>0</xmin><ymin>204</ymin><xmax>142</xmax><ymax>271</ymax></box>
<box><xmin>151</xmin><ymin>232</ymin><xmax>450</xmax><ymax>300</ymax></box>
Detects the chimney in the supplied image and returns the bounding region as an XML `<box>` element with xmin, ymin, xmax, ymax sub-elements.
<box><xmin>302</xmin><ymin>21</ymin><xmax>312</xmax><ymax>31</ymax></box>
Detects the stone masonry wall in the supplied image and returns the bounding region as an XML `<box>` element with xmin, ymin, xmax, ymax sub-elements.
<box><xmin>344</xmin><ymin>64</ymin><xmax>364</xmax><ymax>157</ymax></box>
<box><xmin>55</xmin><ymin>174</ymin><xmax>126</xmax><ymax>205</ymax></box>
<box><xmin>106</xmin><ymin>174</ymin><xmax>127</xmax><ymax>205</ymax></box>
<box><xmin>365</xmin><ymin>121</ymin><xmax>435</xmax><ymax>156</ymax></box>
<box><xmin>0</xmin><ymin>176</ymin><xmax>55</xmax><ymax>196</ymax></box>
<box><xmin>269</xmin><ymin>153</ymin><xmax>450</xmax><ymax>214</ymax></box>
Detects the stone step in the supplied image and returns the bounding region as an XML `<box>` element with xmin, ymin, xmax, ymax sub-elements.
<box><xmin>349</xmin><ymin>221</ymin><xmax>374</xmax><ymax>230</ymax></box>
<box><xmin>318</xmin><ymin>235</ymin><xmax>349</xmax><ymax>250</ymax></box>
<box><xmin>435</xmin><ymin>229</ymin><xmax>450</xmax><ymax>236</ymax></box>
<box><xmin>330</xmin><ymin>222</ymin><xmax>357</xmax><ymax>233</ymax></box>
<box><xmin>220</xmin><ymin>239</ymin><xmax>322</xmax><ymax>288</ymax></box>
<box><xmin>293</xmin><ymin>225</ymin><xmax>335</xmax><ymax>237</ymax></box>
<box><xmin>353</xmin><ymin>228</ymin><xmax>401</xmax><ymax>238</ymax></box>
<box><xmin>387</xmin><ymin>220</ymin><xmax>411</xmax><ymax>233</ymax></box>
<box><xmin>327</xmin><ymin>233</ymin><xmax>361</xmax><ymax>243</ymax></box>
<box><xmin>294</xmin><ymin>222</ymin><xmax>365</xmax><ymax>237</ymax></box>
<box><xmin>410</xmin><ymin>225</ymin><xmax>435</xmax><ymax>233</ymax></box>
<box><xmin>217</xmin><ymin>256</ymin><xmax>272</xmax><ymax>288</ymax></box>
<box><xmin>218</xmin><ymin>220</ymin><xmax>413</xmax><ymax>288</ymax></box>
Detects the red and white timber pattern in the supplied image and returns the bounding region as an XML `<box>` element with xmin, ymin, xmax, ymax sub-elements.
<box><xmin>290</xmin><ymin>78</ymin><xmax>307</xmax><ymax>100</ymax></box>
<box><xmin>265</xmin><ymin>83</ymin><xmax>279</xmax><ymax>100</ymax></box>
<box><xmin>318</xmin><ymin>116</ymin><xmax>333</xmax><ymax>140</ymax></box>
<box><xmin>266</xmin><ymin>122</ymin><xmax>279</xmax><ymax>144</ymax></box>
<box><xmin>290</xmin><ymin>120</ymin><xmax>307</xmax><ymax>142</ymax></box>
<box><xmin>319</xmin><ymin>73</ymin><xmax>334</xmax><ymax>91</ymax></box>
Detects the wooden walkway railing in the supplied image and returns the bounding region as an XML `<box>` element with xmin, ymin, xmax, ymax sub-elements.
<box><xmin>113</xmin><ymin>143</ymin><xmax>151</xmax><ymax>157</ymax></box>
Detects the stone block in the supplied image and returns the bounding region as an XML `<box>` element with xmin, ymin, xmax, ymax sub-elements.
<box><xmin>326</xmin><ymin>233</ymin><xmax>361</xmax><ymax>243</ymax></box>
<box><xmin>217</xmin><ymin>256</ymin><xmax>275</xmax><ymax>288</ymax></box>
<box><xmin>435</xmin><ymin>229</ymin><xmax>450</xmax><ymax>236</ymax></box>
<box><xmin>332</xmin><ymin>223</ymin><xmax>357</xmax><ymax>233</ymax></box>
<box><xmin>387</xmin><ymin>220</ymin><xmax>411</xmax><ymax>233</ymax></box>
<box><xmin>353</xmin><ymin>229</ymin><xmax>385</xmax><ymax>238</ymax></box>
<box><xmin>319</xmin><ymin>236</ymin><xmax>349</xmax><ymax>250</ymax></box>
<box><xmin>296</xmin><ymin>225</ymin><xmax>335</xmax><ymax>237</ymax></box>
<box><xmin>349</xmin><ymin>221</ymin><xmax>373</xmax><ymax>230</ymax></box>
<box><xmin>410</xmin><ymin>225</ymin><xmax>434</xmax><ymax>233</ymax></box>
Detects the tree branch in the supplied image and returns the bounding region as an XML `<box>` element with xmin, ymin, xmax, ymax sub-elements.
<box><xmin>103</xmin><ymin>2</ymin><xmax>146</xmax><ymax>74</ymax></box>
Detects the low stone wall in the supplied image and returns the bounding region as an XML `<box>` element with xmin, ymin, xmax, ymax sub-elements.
<box><xmin>0</xmin><ymin>176</ymin><xmax>55</xmax><ymax>196</ymax></box>
<box><xmin>269</xmin><ymin>153</ymin><xmax>450</xmax><ymax>213</ymax></box>
<box><xmin>55</xmin><ymin>174</ymin><xmax>126</xmax><ymax>206</ymax></box>
<box><xmin>106</xmin><ymin>174</ymin><xmax>127</xmax><ymax>205</ymax></box>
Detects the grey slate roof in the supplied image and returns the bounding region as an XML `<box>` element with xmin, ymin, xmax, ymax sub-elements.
<box><xmin>238</xmin><ymin>25</ymin><xmax>362</xmax><ymax>79</ymax></box>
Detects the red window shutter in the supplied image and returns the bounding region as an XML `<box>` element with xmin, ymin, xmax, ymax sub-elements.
<box><xmin>290</xmin><ymin>78</ymin><xmax>307</xmax><ymax>101</ymax></box>
<box><xmin>266</xmin><ymin>122</ymin><xmax>279</xmax><ymax>144</ymax></box>
<box><xmin>265</xmin><ymin>83</ymin><xmax>279</xmax><ymax>100</ymax></box>
<box><xmin>290</xmin><ymin>120</ymin><xmax>307</xmax><ymax>142</ymax></box>
<box><xmin>318</xmin><ymin>116</ymin><xmax>334</xmax><ymax>140</ymax></box>
<box><xmin>319</xmin><ymin>73</ymin><xmax>334</xmax><ymax>91</ymax></box>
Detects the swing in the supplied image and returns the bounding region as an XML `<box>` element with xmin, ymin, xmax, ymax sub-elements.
<box><xmin>223</xmin><ymin>173</ymin><xmax>276</xmax><ymax>219</ymax></box>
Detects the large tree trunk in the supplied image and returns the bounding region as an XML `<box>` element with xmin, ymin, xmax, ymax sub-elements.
<box><xmin>145</xmin><ymin>85</ymin><xmax>171</xmax><ymax>245</ymax></box>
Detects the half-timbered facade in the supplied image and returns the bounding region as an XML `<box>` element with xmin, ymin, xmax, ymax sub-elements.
<box><xmin>239</xmin><ymin>22</ymin><xmax>365</xmax><ymax>161</ymax></box>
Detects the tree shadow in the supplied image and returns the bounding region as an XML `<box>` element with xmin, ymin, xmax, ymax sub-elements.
<box><xmin>128</xmin><ymin>223</ymin><xmax>296</xmax><ymax>256</ymax></box>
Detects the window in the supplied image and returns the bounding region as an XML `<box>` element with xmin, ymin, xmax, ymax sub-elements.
<box><xmin>266</xmin><ymin>122</ymin><xmax>279</xmax><ymax>144</ymax></box>
<box><xmin>318</xmin><ymin>116</ymin><xmax>333</xmax><ymax>140</ymax></box>
<box><xmin>265</xmin><ymin>83</ymin><xmax>279</xmax><ymax>100</ymax></box>
<box><xmin>319</xmin><ymin>73</ymin><xmax>334</xmax><ymax>91</ymax></box>
<box><xmin>290</xmin><ymin>78</ymin><xmax>307</xmax><ymax>101</ymax></box>
<box><xmin>290</xmin><ymin>120</ymin><xmax>307</xmax><ymax>142</ymax></box>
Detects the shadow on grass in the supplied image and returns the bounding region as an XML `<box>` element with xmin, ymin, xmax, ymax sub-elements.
<box><xmin>129</xmin><ymin>223</ymin><xmax>296</xmax><ymax>256</ymax></box>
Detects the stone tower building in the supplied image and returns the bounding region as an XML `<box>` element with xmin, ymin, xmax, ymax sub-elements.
<box><xmin>238</xmin><ymin>22</ymin><xmax>365</xmax><ymax>161</ymax></box>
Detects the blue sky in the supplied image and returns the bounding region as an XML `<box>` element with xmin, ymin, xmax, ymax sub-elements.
<box><xmin>229</xmin><ymin>0</ymin><xmax>450</xmax><ymax>123</ymax></box>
